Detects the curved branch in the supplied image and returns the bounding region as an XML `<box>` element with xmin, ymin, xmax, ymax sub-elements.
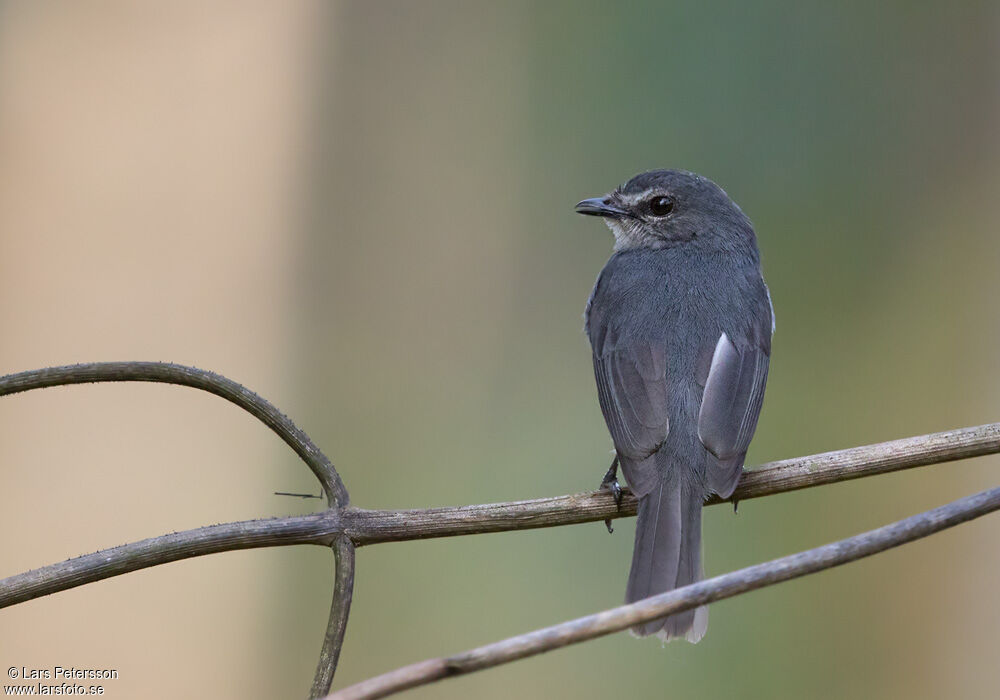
<box><xmin>0</xmin><ymin>362</ymin><xmax>349</xmax><ymax>506</ymax></box>
<box><xmin>2</xmin><ymin>423</ymin><xmax>997</xmax><ymax>608</ymax></box>
<box><xmin>311</xmin><ymin>536</ymin><xmax>356</xmax><ymax>698</ymax></box>
<box><xmin>0</xmin><ymin>513</ymin><xmax>340</xmax><ymax>608</ymax></box>
<box><xmin>328</xmin><ymin>484</ymin><xmax>1000</xmax><ymax>700</ymax></box>
<box><xmin>343</xmin><ymin>423</ymin><xmax>1000</xmax><ymax>544</ymax></box>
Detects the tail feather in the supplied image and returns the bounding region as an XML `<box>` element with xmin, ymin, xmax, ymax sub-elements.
<box><xmin>625</xmin><ymin>478</ymin><xmax>707</xmax><ymax>642</ymax></box>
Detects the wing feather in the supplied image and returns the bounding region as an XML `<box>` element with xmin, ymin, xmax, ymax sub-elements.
<box><xmin>593</xmin><ymin>343</ymin><xmax>670</xmax><ymax>468</ymax></box>
<box><xmin>698</xmin><ymin>332</ymin><xmax>770</xmax><ymax>497</ymax></box>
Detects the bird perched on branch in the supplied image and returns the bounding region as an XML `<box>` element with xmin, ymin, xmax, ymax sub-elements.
<box><xmin>577</xmin><ymin>169</ymin><xmax>773</xmax><ymax>642</ymax></box>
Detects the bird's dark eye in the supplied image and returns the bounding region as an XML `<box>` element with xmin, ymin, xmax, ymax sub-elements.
<box><xmin>648</xmin><ymin>196</ymin><xmax>674</xmax><ymax>216</ymax></box>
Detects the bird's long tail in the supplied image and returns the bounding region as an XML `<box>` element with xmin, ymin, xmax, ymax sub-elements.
<box><xmin>625</xmin><ymin>478</ymin><xmax>707</xmax><ymax>642</ymax></box>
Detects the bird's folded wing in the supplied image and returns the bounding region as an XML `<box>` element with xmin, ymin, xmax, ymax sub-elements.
<box><xmin>593</xmin><ymin>343</ymin><xmax>670</xmax><ymax>495</ymax></box>
<box><xmin>697</xmin><ymin>332</ymin><xmax>770</xmax><ymax>496</ymax></box>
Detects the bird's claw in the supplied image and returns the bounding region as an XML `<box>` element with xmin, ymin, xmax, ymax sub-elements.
<box><xmin>600</xmin><ymin>456</ymin><xmax>622</xmax><ymax>534</ymax></box>
<box><xmin>602</xmin><ymin>476</ymin><xmax>623</xmax><ymax>508</ymax></box>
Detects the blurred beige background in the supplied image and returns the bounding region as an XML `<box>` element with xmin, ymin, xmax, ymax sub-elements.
<box><xmin>0</xmin><ymin>2</ymin><xmax>327</xmax><ymax>698</ymax></box>
<box><xmin>1</xmin><ymin>2</ymin><xmax>999</xmax><ymax>699</ymax></box>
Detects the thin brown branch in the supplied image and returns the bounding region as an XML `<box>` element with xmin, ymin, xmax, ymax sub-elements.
<box><xmin>342</xmin><ymin>422</ymin><xmax>1000</xmax><ymax>544</ymax></box>
<box><xmin>311</xmin><ymin>536</ymin><xmax>357</xmax><ymax>698</ymax></box>
<box><xmin>0</xmin><ymin>513</ymin><xmax>340</xmax><ymax>608</ymax></box>
<box><xmin>2</xmin><ymin>424</ymin><xmax>998</xmax><ymax>610</ymax></box>
<box><xmin>4</xmin><ymin>363</ymin><xmax>996</xmax><ymax>697</ymax></box>
<box><xmin>328</xmin><ymin>484</ymin><xmax>1000</xmax><ymax>700</ymax></box>
<box><xmin>0</xmin><ymin>362</ymin><xmax>349</xmax><ymax>506</ymax></box>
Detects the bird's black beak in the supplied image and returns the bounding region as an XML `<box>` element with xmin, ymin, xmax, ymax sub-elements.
<box><xmin>575</xmin><ymin>197</ymin><xmax>627</xmax><ymax>218</ymax></box>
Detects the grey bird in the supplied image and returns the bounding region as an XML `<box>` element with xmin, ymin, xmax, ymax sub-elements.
<box><xmin>577</xmin><ymin>169</ymin><xmax>773</xmax><ymax>642</ymax></box>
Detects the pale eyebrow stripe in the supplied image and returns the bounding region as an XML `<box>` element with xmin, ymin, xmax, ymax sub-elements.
<box><xmin>619</xmin><ymin>189</ymin><xmax>656</xmax><ymax>206</ymax></box>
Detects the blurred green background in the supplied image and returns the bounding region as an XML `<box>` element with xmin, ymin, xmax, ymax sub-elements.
<box><xmin>1</xmin><ymin>2</ymin><xmax>998</xmax><ymax>699</ymax></box>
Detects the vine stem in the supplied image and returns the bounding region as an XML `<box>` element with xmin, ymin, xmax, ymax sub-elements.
<box><xmin>0</xmin><ymin>362</ymin><xmax>348</xmax><ymax>506</ymax></box>
<box><xmin>327</xmin><ymin>484</ymin><xmax>1000</xmax><ymax>700</ymax></box>
<box><xmin>2</xmin><ymin>363</ymin><xmax>998</xmax><ymax>697</ymax></box>
<box><xmin>0</xmin><ymin>362</ymin><xmax>353</xmax><ymax>690</ymax></box>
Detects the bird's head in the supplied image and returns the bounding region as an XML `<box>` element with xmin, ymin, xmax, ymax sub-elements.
<box><xmin>576</xmin><ymin>169</ymin><xmax>755</xmax><ymax>253</ymax></box>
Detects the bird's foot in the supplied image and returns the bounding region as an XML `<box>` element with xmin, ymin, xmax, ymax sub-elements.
<box><xmin>599</xmin><ymin>455</ymin><xmax>622</xmax><ymax>534</ymax></box>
